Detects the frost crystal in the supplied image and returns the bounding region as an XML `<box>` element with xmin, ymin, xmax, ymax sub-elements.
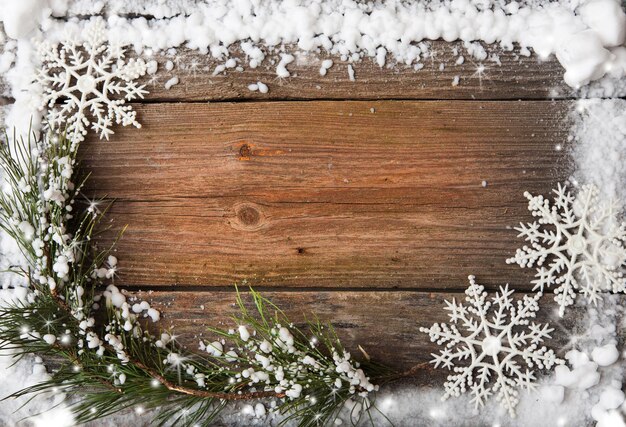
<box><xmin>507</xmin><ymin>184</ymin><xmax>626</xmax><ymax>316</ymax></box>
<box><xmin>420</xmin><ymin>276</ymin><xmax>562</xmax><ymax>417</ymax></box>
<box><xmin>36</xmin><ymin>20</ymin><xmax>148</xmax><ymax>143</ymax></box>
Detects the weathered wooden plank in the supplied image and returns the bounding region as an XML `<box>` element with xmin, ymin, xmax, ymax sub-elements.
<box><xmin>128</xmin><ymin>290</ymin><xmax>581</xmax><ymax>372</ymax></box>
<box><xmin>139</xmin><ymin>42</ymin><xmax>571</xmax><ymax>101</ymax></box>
<box><xmin>82</xmin><ymin>100</ymin><xmax>571</xmax><ymax>289</ymax></box>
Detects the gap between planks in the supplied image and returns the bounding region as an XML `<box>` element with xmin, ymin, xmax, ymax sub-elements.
<box><xmin>126</xmin><ymin>289</ymin><xmax>589</xmax><ymax>371</ymax></box>
<box><xmin>117</xmin><ymin>284</ymin><xmax>578</xmax><ymax>295</ymax></box>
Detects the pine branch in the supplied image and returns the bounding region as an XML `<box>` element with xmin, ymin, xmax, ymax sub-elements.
<box><xmin>0</xmin><ymin>129</ymin><xmax>392</xmax><ymax>427</ymax></box>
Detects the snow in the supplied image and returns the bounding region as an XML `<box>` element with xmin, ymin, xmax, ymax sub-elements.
<box><xmin>146</xmin><ymin>59</ymin><xmax>158</xmax><ymax>75</ymax></box>
<box><xmin>0</xmin><ymin>291</ymin><xmax>74</xmax><ymax>427</ymax></box>
<box><xmin>146</xmin><ymin>307</ymin><xmax>160</xmax><ymax>322</ymax></box>
<box><xmin>319</xmin><ymin>59</ymin><xmax>333</xmax><ymax>76</ymax></box>
<box><xmin>592</xmin><ymin>344</ymin><xmax>620</xmax><ymax>367</ymax></box>
<box><xmin>578</xmin><ymin>0</ymin><xmax>626</xmax><ymax>46</ymax></box>
<box><xmin>276</xmin><ymin>54</ymin><xmax>294</xmax><ymax>78</ymax></box>
<box><xmin>554</xmin><ymin>352</ymin><xmax>601</xmax><ymax>390</ymax></box>
<box><xmin>556</xmin><ymin>30</ymin><xmax>613</xmax><ymax>88</ymax></box>
<box><xmin>254</xmin><ymin>403</ymin><xmax>266</xmax><ymax>418</ymax></box>
<box><xmin>164</xmin><ymin>76</ymin><xmax>179</xmax><ymax>89</ymax></box>
<box><xmin>42</xmin><ymin>334</ymin><xmax>56</xmax><ymax>345</ymax></box>
<box><xmin>571</xmin><ymin>99</ymin><xmax>626</xmax><ymax>202</ymax></box>
<box><xmin>257</xmin><ymin>82</ymin><xmax>268</xmax><ymax>94</ymax></box>
<box><xmin>247</xmin><ymin>81</ymin><xmax>268</xmax><ymax>94</ymax></box>
<box><xmin>539</xmin><ymin>385</ymin><xmax>565</xmax><ymax>404</ymax></box>
<box><xmin>238</xmin><ymin>325</ymin><xmax>250</xmax><ymax>341</ymax></box>
<box><xmin>598</xmin><ymin>387</ymin><xmax>625</xmax><ymax>410</ymax></box>
<box><xmin>205</xmin><ymin>341</ymin><xmax>223</xmax><ymax>357</ymax></box>
<box><xmin>0</xmin><ymin>0</ymin><xmax>48</xmax><ymax>39</ymax></box>
<box><xmin>347</xmin><ymin>64</ymin><xmax>355</xmax><ymax>82</ymax></box>
<box><xmin>597</xmin><ymin>411</ymin><xmax>626</xmax><ymax>427</ymax></box>
<box><xmin>49</xmin><ymin>0</ymin><xmax>625</xmax><ymax>88</ymax></box>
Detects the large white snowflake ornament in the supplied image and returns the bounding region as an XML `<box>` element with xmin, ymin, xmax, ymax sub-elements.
<box><xmin>36</xmin><ymin>20</ymin><xmax>148</xmax><ymax>143</ymax></box>
<box><xmin>420</xmin><ymin>276</ymin><xmax>563</xmax><ymax>417</ymax></box>
<box><xmin>507</xmin><ymin>184</ymin><xmax>626</xmax><ymax>316</ymax></box>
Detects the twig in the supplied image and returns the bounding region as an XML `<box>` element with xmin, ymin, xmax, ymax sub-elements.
<box><xmin>52</xmin><ymin>344</ymin><xmax>123</xmax><ymax>394</ymax></box>
<box><xmin>376</xmin><ymin>361</ymin><xmax>433</xmax><ymax>384</ymax></box>
<box><xmin>50</xmin><ymin>291</ymin><xmax>284</xmax><ymax>401</ymax></box>
<box><xmin>132</xmin><ymin>359</ymin><xmax>285</xmax><ymax>400</ymax></box>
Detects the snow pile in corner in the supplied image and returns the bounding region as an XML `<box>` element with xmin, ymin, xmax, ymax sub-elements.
<box><xmin>550</xmin><ymin>299</ymin><xmax>625</xmax><ymax>427</ymax></box>
<box><xmin>3</xmin><ymin>0</ymin><xmax>625</xmax><ymax>89</ymax></box>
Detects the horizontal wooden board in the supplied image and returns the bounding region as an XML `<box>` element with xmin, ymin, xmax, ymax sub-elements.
<box><xmin>1</xmin><ymin>19</ymin><xmax>572</xmax><ymax>102</ymax></box>
<box><xmin>128</xmin><ymin>290</ymin><xmax>581</xmax><ymax>373</ymax></box>
<box><xmin>82</xmin><ymin>100</ymin><xmax>571</xmax><ymax>289</ymax></box>
<box><xmin>137</xmin><ymin>41</ymin><xmax>571</xmax><ymax>102</ymax></box>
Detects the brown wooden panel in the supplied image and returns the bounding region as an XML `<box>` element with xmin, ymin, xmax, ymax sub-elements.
<box><xmin>0</xmin><ymin>41</ymin><xmax>571</xmax><ymax>103</ymax></box>
<box><xmin>128</xmin><ymin>290</ymin><xmax>581</xmax><ymax>372</ymax></box>
<box><xmin>138</xmin><ymin>42</ymin><xmax>571</xmax><ymax>101</ymax></box>
<box><xmin>0</xmin><ymin>42</ymin><xmax>571</xmax><ymax>103</ymax></box>
<box><xmin>82</xmin><ymin>100</ymin><xmax>571</xmax><ymax>289</ymax></box>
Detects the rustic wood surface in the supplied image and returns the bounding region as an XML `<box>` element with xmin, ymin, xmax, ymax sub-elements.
<box><xmin>135</xmin><ymin>42</ymin><xmax>573</xmax><ymax>102</ymax></box>
<box><xmin>128</xmin><ymin>289</ymin><xmax>581</xmax><ymax>373</ymax></box>
<box><xmin>82</xmin><ymin>100</ymin><xmax>570</xmax><ymax>289</ymax></box>
<box><xmin>2</xmin><ymin>16</ymin><xmax>603</xmax><ymax>376</ymax></box>
<box><xmin>0</xmin><ymin>19</ymin><xmax>575</xmax><ymax>103</ymax></box>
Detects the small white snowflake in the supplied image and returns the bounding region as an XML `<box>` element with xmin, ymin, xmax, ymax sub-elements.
<box><xmin>36</xmin><ymin>20</ymin><xmax>148</xmax><ymax>143</ymax></box>
<box><xmin>507</xmin><ymin>184</ymin><xmax>626</xmax><ymax>316</ymax></box>
<box><xmin>420</xmin><ymin>276</ymin><xmax>562</xmax><ymax>417</ymax></box>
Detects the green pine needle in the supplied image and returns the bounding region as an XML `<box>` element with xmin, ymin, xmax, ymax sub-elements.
<box><xmin>0</xmin><ymin>129</ymin><xmax>390</xmax><ymax>426</ymax></box>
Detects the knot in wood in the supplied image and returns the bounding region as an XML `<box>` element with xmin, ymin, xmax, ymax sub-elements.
<box><xmin>229</xmin><ymin>202</ymin><xmax>266</xmax><ymax>231</ymax></box>
<box><xmin>239</xmin><ymin>143</ymin><xmax>252</xmax><ymax>159</ymax></box>
<box><xmin>237</xmin><ymin>205</ymin><xmax>260</xmax><ymax>226</ymax></box>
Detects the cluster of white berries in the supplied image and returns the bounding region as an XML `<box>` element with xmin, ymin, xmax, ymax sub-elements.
<box><xmin>332</xmin><ymin>351</ymin><xmax>377</xmax><ymax>397</ymax></box>
<box><xmin>6</xmin><ymin>132</ymin><xmax>379</xmax><ymax>417</ymax></box>
<box><xmin>193</xmin><ymin>322</ymin><xmax>378</xmax><ymax>401</ymax></box>
<box><xmin>10</xmin><ymin>136</ymin><xmax>79</xmax><ymax>294</ymax></box>
<box><xmin>93</xmin><ymin>255</ymin><xmax>118</xmax><ymax>280</ymax></box>
<box><xmin>100</xmin><ymin>284</ymin><xmax>162</xmax><ymax>363</ymax></box>
<box><xmin>9</xmin><ymin>134</ymin><xmax>164</xmax><ymax>371</ymax></box>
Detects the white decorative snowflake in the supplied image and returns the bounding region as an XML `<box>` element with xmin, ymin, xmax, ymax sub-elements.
<box><xmin>507</xmin><ymin>184</ymin><xmax>626</xmax><ymax>316</ymax></box>
<box><xmin>36</xmin><ymin>20</ymin><xmax>148</xmax><ymax>143</ymax></box>
<box><xmin>420</xmin><ymin>276</ymin><xmax>562</xmax><ymax>417</ymax></box>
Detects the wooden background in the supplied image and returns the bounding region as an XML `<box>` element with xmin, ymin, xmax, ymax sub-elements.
<box><xmin>0</xmin><ymin>29</ymin><xmax>604</xmax><ymax>374</ymax></box>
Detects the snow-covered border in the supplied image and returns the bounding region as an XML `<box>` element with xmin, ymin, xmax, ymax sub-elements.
<box><xmin>0</xmin><ymin>1</ymin><xmax>625</xmax><ymax>426</ymax></box>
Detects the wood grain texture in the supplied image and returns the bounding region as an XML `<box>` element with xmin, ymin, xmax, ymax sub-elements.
<box><xmin>82</xmin><ymin>100</ymin><xmax>571</xmax><ymax>289</ymax></box>
<box><xmin>0</xmin><ymin>41</ymin><xmax>572</xmax><ymax>103</ymax></box>
<box><xmin>138</xmin><ymin>42</ymin><xmax>572</xmax><ymax>102</ymax></box>
<box><xmin>128</xmin><ymin>290</ymin><xmax>581</xmax><ymax>372</ymax></box>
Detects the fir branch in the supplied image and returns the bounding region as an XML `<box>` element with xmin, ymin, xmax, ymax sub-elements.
<box><xmin>0</xmin><ymin>129</ymin><xmax>393</xmax><ymax>426</ymax></box>
<box><xmin>131</xmin><ymin>357</ymin><xmax>285</xmax><ymax>400</ymax></box>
